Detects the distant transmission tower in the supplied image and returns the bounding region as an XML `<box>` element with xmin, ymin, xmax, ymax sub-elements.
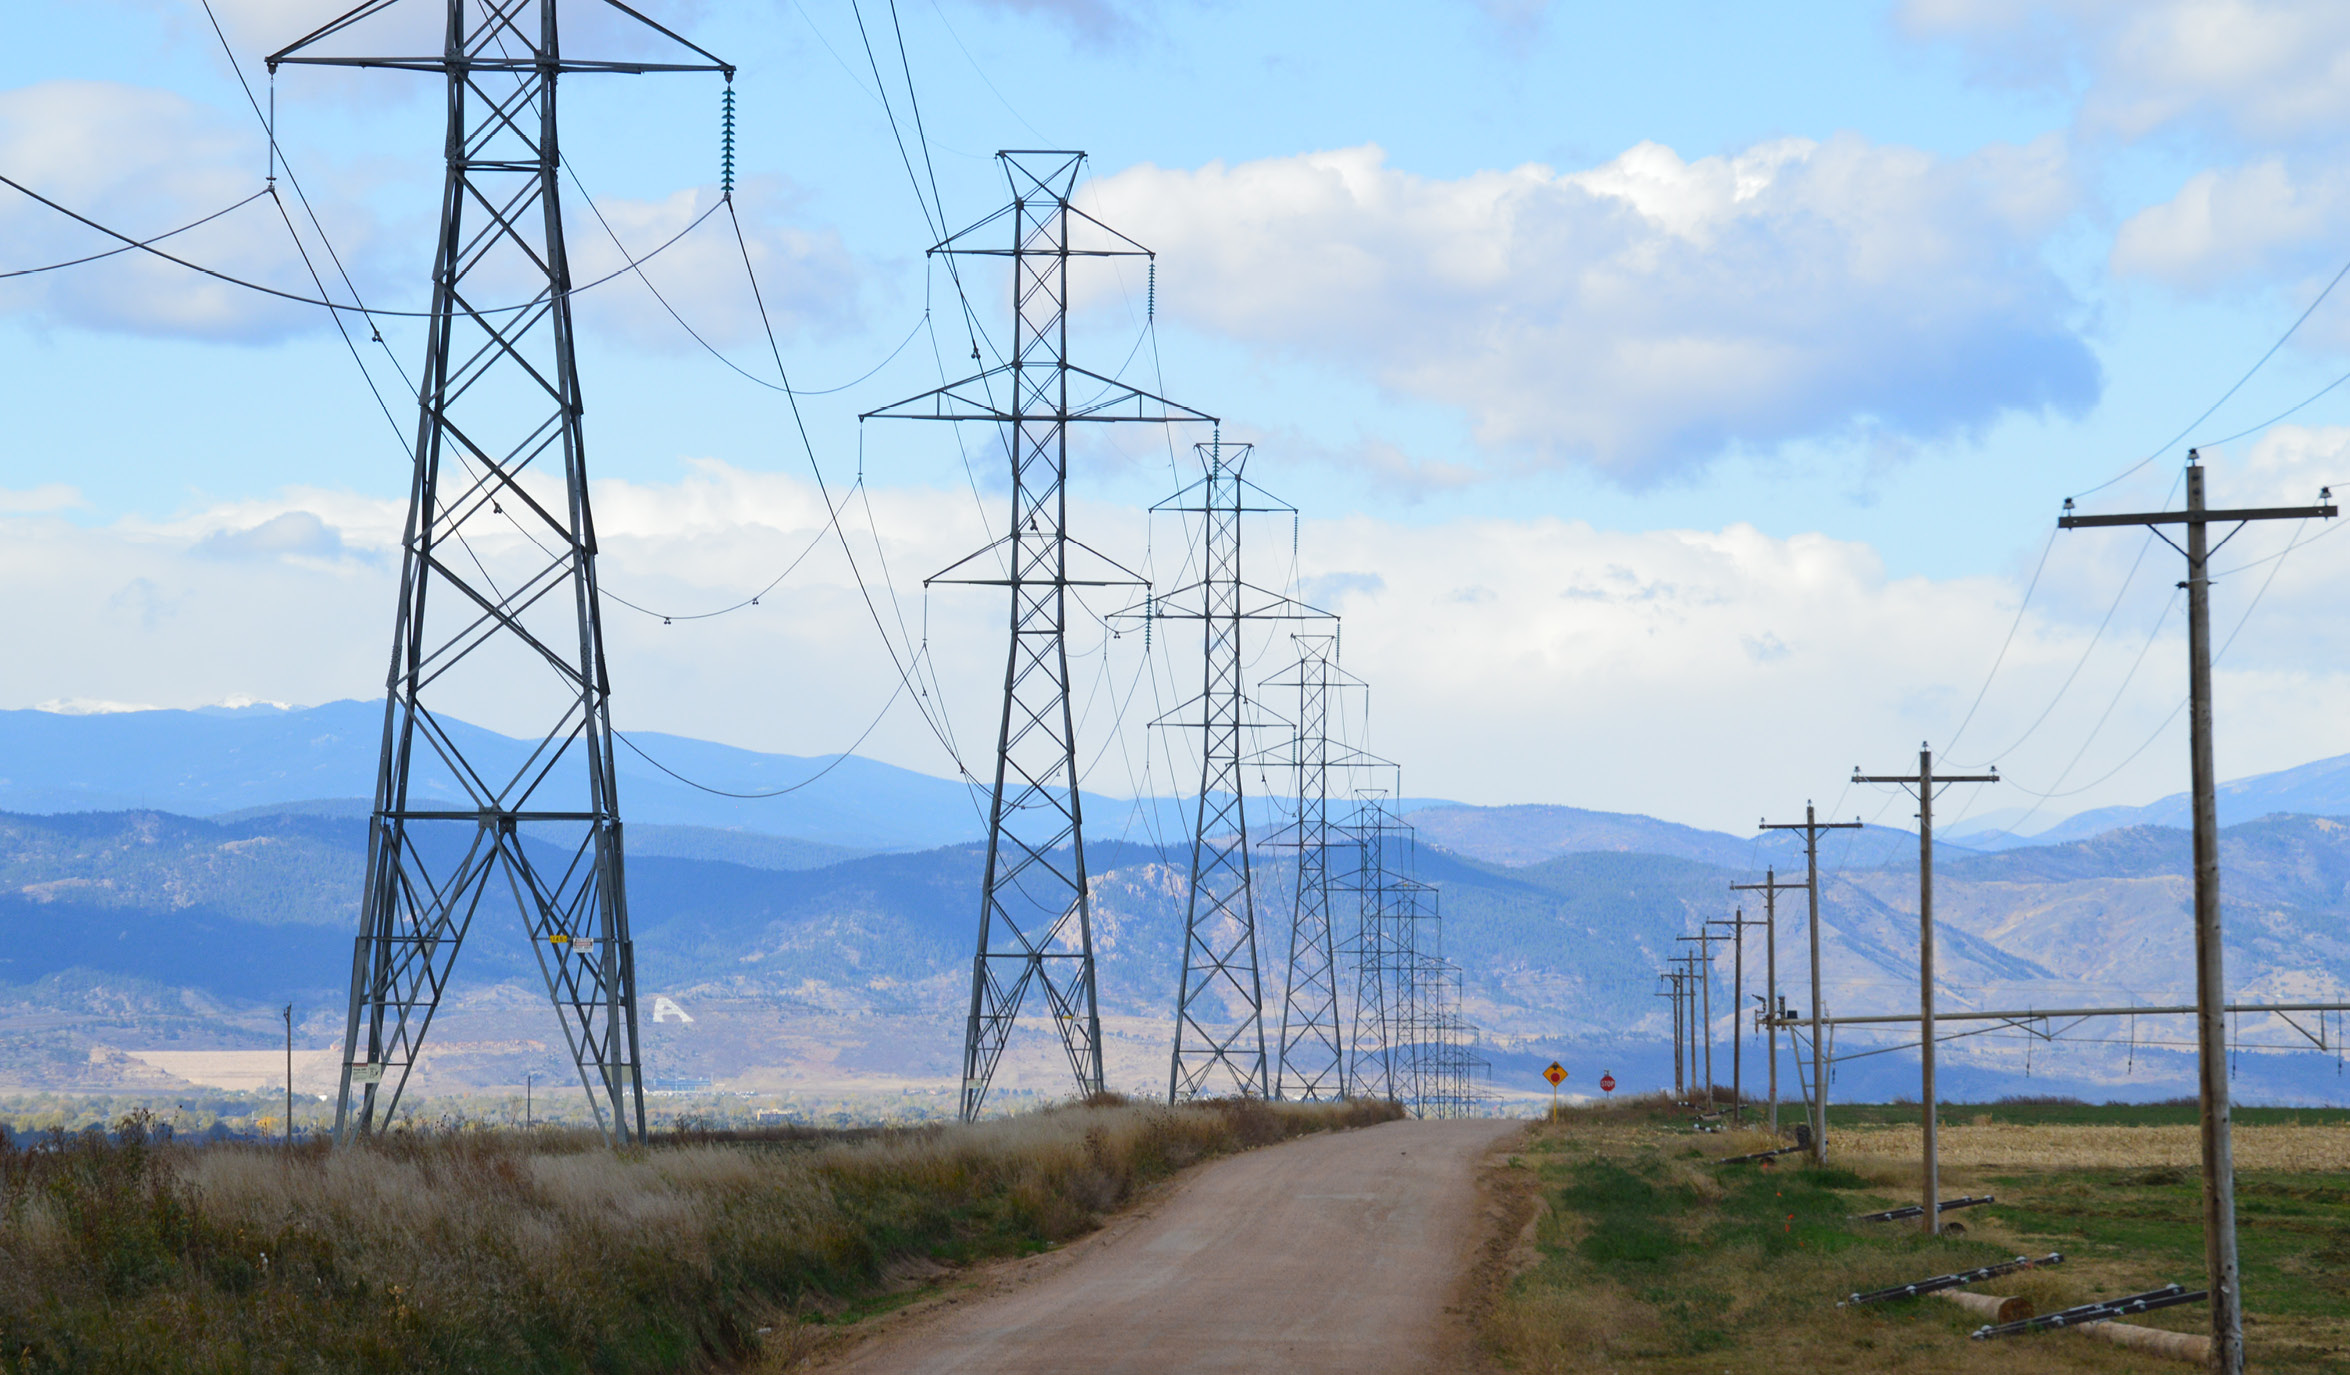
<box><xmin>1394</xmin><ymin>880</ymin><xmax>1438</xmax><ymax>1112</ymax></box>
<box><xmin>1269</xmin><ymin>635</ymin><xmax>1353</xmax><ymax>1099</ymax></box>
<box><xmin>269</xmin><ymin>2</ymin><xmax>730</xmax><ymax>1146</ymax></box>
<box><xmin>1340</xmin><ymin>797</ymin><xmax>1445</xmax><ymax>1110</ymax></box>
<box><xmin>868</xmin><ymin>152</ymin><xmax>1213</xmax><ymax>1120</ymax></box>
<box><xmin>1147</xmin><ymin>441</ymin><xmax>1320</xmax><ymax>1102</ymax></box>
<box><xmin>1345</xmin><ymin>796</ymin><xmax>1410</xmax><ymax>1100</ymax></box>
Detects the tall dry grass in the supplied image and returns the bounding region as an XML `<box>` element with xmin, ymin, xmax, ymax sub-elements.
<box><xmin>1831</xmin><ymin>1121</ymin><xmax>2350</xmax><ymax>1170</ymax></box>
<box><xmin>0</xmin><ymin>1097</ymin><xmax>1398</xmax><ymax>1374</ymax></box>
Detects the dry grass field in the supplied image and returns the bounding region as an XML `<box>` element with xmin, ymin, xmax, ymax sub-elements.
<box><xmin>0</xmin><ymin>1096</ymin><xmax>1398</xmax><ymax>1374</ymax></box>
<box><xmin>1485</xmin><ymin>1099</ymin><xmax>2350</xmax><ymax>1374</ymax></box>
<box><xmin>1833</xmin><ymin>1120</ymin><xmax>2350</xmax><ymax>1171</ymax></box>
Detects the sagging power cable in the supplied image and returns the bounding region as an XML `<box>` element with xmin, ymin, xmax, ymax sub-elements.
<box><xmin>2002</xmin><ymin>514</ymin><xmax>2320</xmax><ymax>805</ymax></box>
<box><xmin>0</xmin><ymin>189</ymin><xmax>272</xmax><ymax>279</ymax></box>
<box><xmin>0</xmin><ymin>170</ymin><xmax>723</xmax><ymax>319</ymax></box>
<box><xmin>725</xmin><ymin>194</ymin><xmax>986</xmax><ymax>803</ymax></box>
<box><xmin>613</xmin><ymin>679</ymin><xmax>906</xmax><ymax>798</ymax></box>
<box><xmin>2072</xmin><ymin>250</ymin><xmax>2350</xmax><ymax>501</ymax></box>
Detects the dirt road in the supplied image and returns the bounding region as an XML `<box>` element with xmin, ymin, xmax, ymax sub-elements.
<box><xmin>823</xmin><ymin>1116</ymin><xmax>1520</xmax><ymax>1374</ymax></box>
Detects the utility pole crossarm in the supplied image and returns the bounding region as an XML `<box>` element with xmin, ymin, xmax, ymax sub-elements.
<box><xmin>2058</xmin><ymin>504</ymin><xmax>2335</xmax><ymax>528</ymax></box>
<box><xmin>1758</xmin><ymin>820</ymin><xmax>1863</xmax><ymax>836</ymax></box>
<box><xmin>1852</xmin><ymin>772</ymin><xmax>1999</xmax><ymax>787</ymax></box>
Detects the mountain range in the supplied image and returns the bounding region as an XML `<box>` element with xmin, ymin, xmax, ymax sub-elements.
<box><xmin>6</xmin><ymin>702</ymin><xmax>2350</xmax><ymax>1109</ymax></box>
<box><xmin>0</xmin><ymin>701</ymin><xmax>1444</xmax><ymax>856</ymax></box>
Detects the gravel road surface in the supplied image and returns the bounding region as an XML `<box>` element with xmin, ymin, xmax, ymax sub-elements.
<box><xmin>823</xmin><ymin>1116</ymin><xmax>1518</xmax><ymax>1374</ymax></box>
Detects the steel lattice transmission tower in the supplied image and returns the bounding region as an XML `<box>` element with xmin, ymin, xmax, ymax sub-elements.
<box><xmin>269</xmin><ymin>1</ymin><xmax>730</xmax><ymax>1145</ymax></box>
<box><xmin>1341</xmin><ymin>797</ymin><xmax>1444</xmax><ymax>1109</ymax></box>
<box><xmin>868</xmin><ymin>152</ymin><xmax>1212</xmax><ymax>1120</ymax></box>
<box><xmin>1268</xmin><ymin>640</ymin><xmax>1385</xmax><ymax>1101</ymax></box>
<box><xmin>1268</xmin><ymin>635</ymin><xmax>1349</xmax><ymax>1099</ymax></box>
<box><xmin>1388</xmin><ymin>875</ymin><xmax>1439</xmax><ymax>1112</ymax></box>
<box><xmin>1146</xmin><ymin>442</ymin><xmax>1322</xmax><ymax>1101</ymax></box>
<box><xmin>1344</xmin><ymin>797</ymin><xmax>1410</xmax><ymax>1100</ymax></box>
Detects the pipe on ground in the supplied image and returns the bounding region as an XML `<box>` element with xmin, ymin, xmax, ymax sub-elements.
<box><xmin>1933</xmin><ymin>1290</ymin><xmax>2030</xmax><ymax>1323</ymax></box>
<box><xmin>2073</xmin><ymin>1320</ymin><xmax>2212</xmax><ymax>1364</ymax></box>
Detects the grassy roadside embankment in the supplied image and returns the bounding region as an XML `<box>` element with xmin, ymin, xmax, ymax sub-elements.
<box><xmin>0</xmin><ymin>1095</ymin><xmax>1400</xmax><ymax>1374</ymax></box>
<box><xmin>1486</xmin><ymin>1095</ymin><xmax>2350</xmax><ymax>1374</ymax></box>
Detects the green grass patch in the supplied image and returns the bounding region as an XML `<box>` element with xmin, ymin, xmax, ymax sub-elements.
<box><xmin>1986</xmin><ymin>1166</ymin><xmax>2350</xmax><ymax>1321</ymax></box>
<box><xmin>1489</xmin><ymin>1104</ymin><xmax>2350</xmax><ymax>1373</ymax></box>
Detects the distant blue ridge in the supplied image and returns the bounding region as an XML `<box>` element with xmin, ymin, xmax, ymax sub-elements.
<box><xmin>0</xmin><ymin>701</ymin><xmax>1452</xmax><ymax>855</ymax></box>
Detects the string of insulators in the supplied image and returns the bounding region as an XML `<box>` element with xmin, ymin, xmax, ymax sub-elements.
<box><xmin>1145</xmin><ymin>593</ymin><xmax>1153</xmax><ymax>650</ymax></box>
<box><xmin>720</xmin><ymin>85</ymin><xmax>737</xmax><ymax>197</ymax></box>
<box><xmin>1147</xmin><ymin>260</ymin><xmax>1155</xmax><ymax>321</ymax></box>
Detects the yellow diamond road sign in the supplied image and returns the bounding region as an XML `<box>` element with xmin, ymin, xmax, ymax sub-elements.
<box><xmin>1544</xmin><ymin>1062</ymin><xmax>1567</xmax><ymax>1087</ymax></box>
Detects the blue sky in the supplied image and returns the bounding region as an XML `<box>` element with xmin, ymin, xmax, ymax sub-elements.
<box><xmin>8</xmin><ymin>0</ymin><xmax>2350</xmax><ymax>833</ymax></box>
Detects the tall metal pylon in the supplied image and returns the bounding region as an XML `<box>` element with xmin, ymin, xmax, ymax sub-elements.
<box><xmin>1389</xmin><ymin>874</ymin><xmax>1440</xmax><ymax>1112</ymax></box>
<box><xmin>1145</xmin><ymin>441</ymin><xmax>1321</xmax><ymax>1102</ymax></box>
<box><xmin>1268</xmin><ymin>635</ymin><xmax>1354</xmax><ymax>1099</ymax></box>
<box><xmin>867</xmin><ymin>152</ymin><xmax>1213</xmax><ymax>1120</ymax></box>
<box><xmin>1344</xmin><ymin>796</ymin><xmax>1420</xmax><ymax>1101</ymax></box>
<box><xmin>269</xmin><ymin>1</ymin><xmax>730</xmax><ymax>1146</ymax></box>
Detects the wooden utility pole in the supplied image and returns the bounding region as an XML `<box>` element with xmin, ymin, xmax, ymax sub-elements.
<box><xmin>1762</xmin><ymin>804</ymin><xmax>1862</xmax><ymax>1164</ymax></box>
<box><xmin>1671</xmin><ymin>963</ymin><xmax>1698</xmax><ymax>1102</ymax></box>
<box><xmin>1709</xmin><ymin>909</ymin><xmax>1767</xmax><ymax>1124</ymax></box>
<box><xmin>1676</xmin><ymin>937</ymin><xmax>1721</xmax><ymax>1111</ymax></box>
<box><xmin>2060</xmin><ymin>458</ymin><xmax>2333</xmax><ymax>1375</ymax></box>
<box><xmin>1732</xmin><ymin>870</ymin><xmax>1807</xmax><ymax>1134</ymax></box>
<box><xmin>1656</xmin><ymin>974</ymin><xmax>1684</xmax><ymax>1098</ymax></box>
<box><xmin>1854</xmin><ymin>747</ymin><xmax>1997</xmax><ymax>1235</ymax></box>
<box><xmin>284</xmin><ymin>1004</ymin><xmax>295</xmax><ymax>1148</ymax></box>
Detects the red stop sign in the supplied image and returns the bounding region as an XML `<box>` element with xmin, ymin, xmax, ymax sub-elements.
<box><xmin>1599</xmin><ymin>1073</ymin><xmax>1617</xmax><ymax>1094</ymax></box>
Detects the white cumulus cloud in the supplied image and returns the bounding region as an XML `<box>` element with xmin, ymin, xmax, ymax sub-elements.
<box><xmin>1905</xmin><ymin>0</ymin><xmax>2350</xmax><ymax>143</ymax></box>
<box><xmin>0</xmin><ymin>80</ymin><xmax>327</xmax><ymax>340</ymax></box>
<box><xmin>2109</xmin><ymin>158</ymin><xmax>2348</xmax><ymax>288</ymax></box>
<box><xmin>1086</xmin><ymin>137</ymin><xmax>2095</xmax><ymax>484</ymax></box>
<box><xmin>566</xmin><ymin>180</ymin><xmax>863</xmax><ymax>353</ymax></box>
<box><xmin>12</xmin><ymin>454</ymin><xmax>2350</xmax><ymax>830</ymax></box>
<box><xmin>1909</xmin><ymin>3</ymin><xmax>2350</xmax><ymax>296</ymax></box>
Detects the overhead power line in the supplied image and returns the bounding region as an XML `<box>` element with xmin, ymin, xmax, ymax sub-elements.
<box><xmin>612</xmin><ymin>679</ymin><xmax>906</xmax><ymax>798</ymax></box>
<box><xmin>0</xmin><ymin>170</ymin><xmax>723</xmax><ymax>319</ymax></box>
<box><xmin>0</xmin><ymin>188</ymin><xmax>272</xmax><ymax>279</ymax></box>
<box><xmin>2072</xmin><ymin>250</ymin><xmax>2350</xmax><ymax>502</ymax></box>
